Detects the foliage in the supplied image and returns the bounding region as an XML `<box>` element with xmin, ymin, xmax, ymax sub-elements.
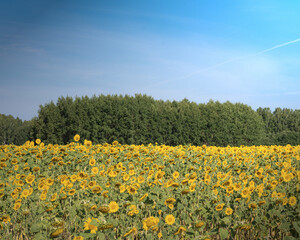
<box><xmin>0</xmin><ymin>137</ymin><xmax>299</xmax><ymax>239</ymax></box>
<box><xmin>32</xmin><ymin>95</ymin><xmax>266</xmax><ymax>146</ymax></box>
<box><xmin>2</xmin><ymin>95</ymin><xmax>300</xmax><ymax>146</ymax></box>
<box><xmin>0</xmin><ymin>114</ymin><xmax>32</xmax><ymax>145</ymax></box>
<box><xmin>257</xmin><ymin>107</ymin><xmax>300</xmax><ymax>145</ymax></box>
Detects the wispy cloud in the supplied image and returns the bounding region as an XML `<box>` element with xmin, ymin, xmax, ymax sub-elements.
<box><xmin>151</xmin><ymin>38</ymin><xmax>300</xmax><ymax>87</ymax></box>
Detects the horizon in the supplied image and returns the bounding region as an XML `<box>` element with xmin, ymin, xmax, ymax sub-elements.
<box><xmin>1</xmin><ymin>0</ymin><xmax>300</xmax><ymax>120</ymax></box>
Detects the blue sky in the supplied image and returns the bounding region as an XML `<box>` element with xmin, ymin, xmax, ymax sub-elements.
<box><xmin>1</xmin><ymin>0</ymin><xmax>300</xmax><ymax>120</ymax></box>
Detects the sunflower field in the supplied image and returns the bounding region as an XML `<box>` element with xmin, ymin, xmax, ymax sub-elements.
<box><xmin>0</xmin><ymin>135</ymin><xmax>299</xmax><ymax>240</ymax></box>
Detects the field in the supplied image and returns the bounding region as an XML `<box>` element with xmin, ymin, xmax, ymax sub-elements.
<box><xmin>0</xmin><ymin>135</ymin><xmax>299</xmax><ymax>240</ymax></box>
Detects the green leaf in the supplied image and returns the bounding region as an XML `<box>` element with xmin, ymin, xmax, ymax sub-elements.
<box><xmin>222</xmin><ymin>217</ymin><xmax>231</xmax><ymax>225</ymax></box>
<box><xmin>33</xmin><ymin>233</ymin><xmax>45</xmax><ymax>240</ymax></box>
<box><xmin>31</xmin><ymin>223</ymin><xmax>42</xmax><ymax>233</ymax></box>
<box><xmin>292</xmin><ymin>222</ymin><xmax>300</xmax><ymax>235</ymax></box>
<box><xmin>283</xmin><ymin>236</ymin><xmax>297</xmax><ymax>240</ymax></box>
<box><xmin>80</xmin><ymin>232</ymin><xmax>94</xmax><ymax>238</ymax></box>
<box><xmin>219</xmin><ymin>228</ymin><xmax>229</xmax><ymax>240</ymax></box>
<box><xmin>279</xmin><ymin>221</ymin><xmax>291</xmax><ymax>231</ymax></box>
<box><xmin>97</xmin><ymin>232</ymin><xmax>106</xmax><ymax>238</ymax></box>
<box><xmin>185</xmin><ymin>217</ymin><xmax>192</xmax><ymax>224</ymax></box>
<box><xmin>177</xmin><ymin>203</ymin><xmax>184</xmax><ymax>210</ymax></box>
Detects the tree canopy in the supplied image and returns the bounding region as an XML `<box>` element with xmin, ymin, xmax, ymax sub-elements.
<box><xmin>2</xmin><ymin>94</ymin><xmax>299</xmax><ymax>146</ymax></box>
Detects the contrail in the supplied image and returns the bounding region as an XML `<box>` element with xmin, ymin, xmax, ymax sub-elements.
<box><xmin>252</xmin><ymin>38</ymin><xmax>300</xmax><ymax>56</ymax></box>
<box><xmin>152</xmin><ymin>38</ymin><xmax>300</xmax><ymax>87</ymax></box>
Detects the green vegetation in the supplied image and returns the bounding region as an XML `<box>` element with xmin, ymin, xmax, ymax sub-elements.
<box><xmin>0</xmin><ymin>114</ymin><xmax>32</xmax><ymax>145</ymax></box>
<box><xmin>1</xmin><ymin>94</ymin><xmax>300</xmax><ymax>146</ymax></box>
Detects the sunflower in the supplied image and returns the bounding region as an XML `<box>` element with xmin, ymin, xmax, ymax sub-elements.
<box><xmin>123</xmin><ymin>174</ymin><xmax>130</xmax><ymax>181</ymax></box>
<box><xmin>90</xmin><ymin>205</ymin><xmax>97</xmax><ymax>211</ymax></box>
<box><xmin>142</xmin><ymin>216</ymin><xmax>159</xmax><ymax>231</ymax></box>
<box><xmin>84</xmin><ymin>218</ymin><xmax>98</xmax><ymax>234</ymax></box>
<box><xmin>181</xmin><ymin>189</ymin><xmax>190</xmax><ymax>195</ymax></box>
<box><xmin>68</xmin><ymin>189</ymin><xmax>76</xmax><ymax>196</ymax></box>
<box><xmin>89</xmin><ymin>158</ymin><xmax>96</xmax><ymax>166</ymax></box>
<box><xmin>92</xmin><ymin>185</ymin><xmax>102</xmax><ymax>194</ymax></box>
<box><xmin>109</xmin><ymin>201</ymin><xmax>119</xmax><ymax>213</ymax></box>
<box><xmin>91</xmin><ymin>167</ymin><xmax>99</xmax><ymax>174</ymax></box>
<box><xmin>88</xmin><ymin>181</ymin><xmax>96</xmax><ymax>189</ymax></box>
<box><xmin>215</xmin><ymin>203</ymin><xmax>225</xmax><ymax>211</ymax></box>
<box><xmin>1</xmin><ymin>215</ymin><xmax>11</xmax><ymax>223</ymax></box>
<box><xmin>98</xmin><ymin>206</ymin><xmax>110</xmax><ymax>213</ymax></box>
<box><xmin>174</xmin><ymin>226</ymin><xmax>186</xmax><ymax>235</ymax></box>
<box><xmin>225</xmin><ymin>207</ymin><xmax>233</xmax><ymax>215</ymax></box>
<box><xmin>32</xmin><ymin>166</ymin><xmax>40</xmax><ymax>172</ymax></box>
<box><xmin>248</xmin><ymin>202</ymin><xmax>257</xmax><ymax>209</ymax></box>
<box><xmin>50</xmin><ymin>193</ymin><xmax>57</xmax><ymax>202</ymax></box>
<box><xmin>164</xmin><ymin>197</ymin><xmax>176</xmax><ymax>206</ymax></box>
<box><xmin>139</xmin><ymin>193</ymin><xmax>148</xmax><ymax>201</ymax></box>
<box><xmin>74</xmin><ymin>134</ymin><xmax>80</xmax><ymax>142</ymax></box>
<box><xmin>11</xmin><ymin>158</ymin><xmax>18</xmax><ymax>164</ymax></box>
<box><xmin>127</xmin><ymin>186</ymin><xmax>137</xmax><ymax>195</ymax></box>
<box><xmin>173</xmin><ymin>171</ymin><xmax>180</xmax><ymax>179</ymax></box>
<box><xmin>137</xmin><ymin>176</ymin><xmax>145</xmax><ymax>183</ymax></box>
<box><xmin>165</xmin><ymin>214</ymin><xmax>175</xmax><ymax>225</ymax></box>
<box><xmin>40</xmin><ymin>193</ymin><xmax>47</xmax><ymax>201</ymax></box>
<box><xmin>73</xmin><ymin>237</ymin><xmax>84</xmax><ymax>240</ymax></box>
<box><xmin>50</xmin><ymin>228</ymin><xmax>63</xmax><ymax>237</ymax></box>
<box><xmin>283</xmin><ymin>173</ymin><xmax>293</xmax><ymax>182</ymax></box>
<box><xmin>13</xmin><ymin>202</ymin><xmax>21</xmax><ymax>211</ymax></box>
<box><xmin>102</xmin><ymin>190</ymin><xmax>109</xmax><ymax>198</ymax></box>
<box><xmin>241</xmin><ymin>188</ymin><xmax>249</xmax><ymax>198</ymax></box>
<box><xmin>119</xmin><ymin>185</ymin><xmax>126</xmax><ymax>193</ymax></box>
<box><xmin>289</xmin><ymin>196</ymin><xmax>297</xmax><ymax>206</ymax></box>
<box><xmin>123</xmin><ymin>227</ymin><xmax>137</xmax><ymax>237</ymax></box>
<box><xmin>195</xmin><ymin>221</ymin><xmax>205</xmax><ymax>228</ymax></box>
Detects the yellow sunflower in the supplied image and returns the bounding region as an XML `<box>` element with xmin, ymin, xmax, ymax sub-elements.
<box><xmin>165</xmin><ymin>214</ymin><xmax>175</xmax><ymax>225</ymax></box>
<box><xmin>109</xmin><ymin>201</ymin><xmax>119</xmax><ymax>213</ymax></box>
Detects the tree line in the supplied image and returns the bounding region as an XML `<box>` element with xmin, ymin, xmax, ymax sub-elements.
<box><xmin>1</xmin><ymin>94</ymin><xmax>300</xmax><ymax>146</ymax></box>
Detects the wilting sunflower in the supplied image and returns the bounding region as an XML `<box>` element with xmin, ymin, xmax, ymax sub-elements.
<box><xmin>84</xmin><ymin>218</ymin><xmax>98</xmax><ymax>234</ymax></box>
<box><xmin>248</xmin><ymin>202</ymin><xmax>257</xmax><ymax>209</ymax></box>
<box><xmin>50</xmin><ymin>228</ymin><xmax>63</xmax><ymax>237</ymax></box>
<box><xmin>123</xmin><ymin>227</ymin><xmax>137</xmax><ymax>237</ymax></box>
<box><xmin>98</xmin><ymin>206</ymin><xmax>110</xmax><ymax>213</ymax></box>
<box><xmin>139</xmin><ymin>193</ymin><xmax>148</xmax><ymax>201</ymax></box>
<box><xmin>174</xmin><ymin>226</ymin><xmax>186</xmax><ymax>235</ymax></box>
<box><xmin>195</xmin><ymin>221</ymin><xmax>205</xmax><ymax>228</ymax></box>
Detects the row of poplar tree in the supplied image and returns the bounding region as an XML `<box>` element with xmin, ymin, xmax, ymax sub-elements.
<box><xmin>1</xmin><ymin>94</ymin><xmax>300</xmax><ymax>146</ymax></box>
